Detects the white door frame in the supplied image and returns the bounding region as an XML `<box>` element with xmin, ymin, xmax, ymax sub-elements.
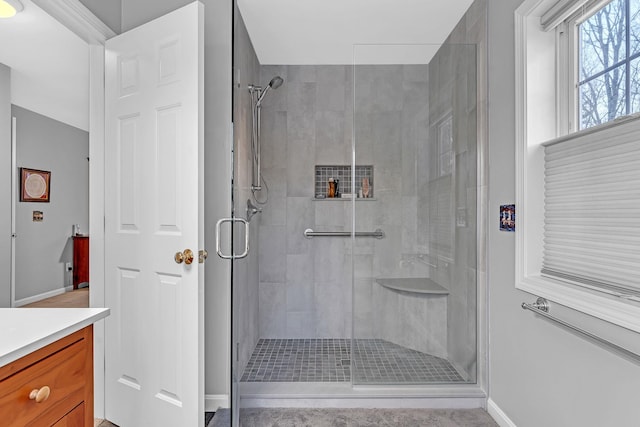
<box><xmin>32</xmin><ymin>0</ymin><xmax>114</xmax><ymax>418</ymax></box>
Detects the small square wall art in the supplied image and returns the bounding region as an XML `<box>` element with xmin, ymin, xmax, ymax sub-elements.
<box><xmin>20</xmin><ymin>168</ymin><xmax>51</xmax><ymax>202</ymax></box>
<box><xmin>499</xmin><ymin>204</ymin><xmax>515</xmax><ymax>232</ymax></box>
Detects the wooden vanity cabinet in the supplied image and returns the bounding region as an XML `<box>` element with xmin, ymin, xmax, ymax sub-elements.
<box><xmin>72</xmin><ymin>236</ymin><xmax>90</xmax><ymax>290</ymax></box>
<box><xmin>0</xmin><ymin>326</ymin><xmax>93</xmax><ymax>427</ymax></box>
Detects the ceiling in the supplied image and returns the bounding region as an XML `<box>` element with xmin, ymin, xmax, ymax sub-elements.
<box><xmin>237</xmin><ymin>0</ymin><xmax>476</xmax><ymax>65</ymax></box>
<box><xmin>0</xmin><ymin>0</ymin><xmax>475</xmax><ymax>129</ymax></box>
<box><xmin>0</xmin><ymin>0</ymin><xmax>89</xmax><ymax>131</ymax></box>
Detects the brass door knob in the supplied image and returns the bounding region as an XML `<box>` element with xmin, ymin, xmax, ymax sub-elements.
<box><xmin>29</xmin><ymin>386</ymin><xmax>50</xmax><ymax>403</ymax></box>
<box><xmin>199</xmin><ymin>249</ymin><xmax>208</xmax><ymax>264</ymax></box>
<box><xmin>175</xmin><ymin>249</ymin><xmax>194</xmax><ymax>265</ymax></box>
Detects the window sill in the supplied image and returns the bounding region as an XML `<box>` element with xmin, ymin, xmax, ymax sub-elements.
<box><xmin>516</xmin><ymin>275</ymin><xmax>640</xmax><ymax>333</ymax></box>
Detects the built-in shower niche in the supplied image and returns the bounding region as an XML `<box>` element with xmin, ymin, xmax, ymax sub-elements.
<box><xmin>314</xmin><ymin>165</ymin><xmax>374</xmax><ymax>200</ymax></box>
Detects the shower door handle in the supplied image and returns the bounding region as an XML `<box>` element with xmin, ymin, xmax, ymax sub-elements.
<box><xmin>215</xmin><ymin>217</ymin><xmax>250</xmax><ymax>259</ymax></box>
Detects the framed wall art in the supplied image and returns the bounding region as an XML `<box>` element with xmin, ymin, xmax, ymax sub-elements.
<box><xmin>20</xmin><ymin>168</ymin><xmax>51</xmax><ymax>202</ymax></box>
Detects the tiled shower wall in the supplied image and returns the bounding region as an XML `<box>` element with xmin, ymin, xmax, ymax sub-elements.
<box><xmin>426</xmin><ymin>0</ymin><xmax>487</xmax><ymax>381</ymax></box>
<box><xmin>233</xmin><ymin>11</ymin><xmax>261</xmax><ymax>375</ymax></box>
<box><xmin>257</xmin><ymin>64</ymin><xmax>430</xmax><ymax>339</ymax></box>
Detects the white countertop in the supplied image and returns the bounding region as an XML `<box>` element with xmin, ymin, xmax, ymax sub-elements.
<box><xmin>0</xmin><ymin>308</ymin><xmax>110</xmax><ymax>368</ymax></box>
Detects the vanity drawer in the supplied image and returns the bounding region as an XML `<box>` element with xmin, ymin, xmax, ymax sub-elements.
<box><xmin>0</xmin><ymin>328</ymin><xmax>91</xmax><ymax>427</ymax></box>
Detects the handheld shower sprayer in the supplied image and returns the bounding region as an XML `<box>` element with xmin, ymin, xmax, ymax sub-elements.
<box><xmin>255</xmin><ymin>76</ymin><xmax>284</xmax><ymax>106</ymax></box>
<box><xmin>248</xmin><ymin>76</ymin><xmax>284</xmax><ymax>198</ymax></box>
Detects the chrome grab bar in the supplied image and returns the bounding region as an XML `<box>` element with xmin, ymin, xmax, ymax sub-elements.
<box><xmin>522</xmin><ymin>297</ymin><xmax>640</xmax><ymax>361</ymax></box>
<box><xmin>303</xmin><ymin>228</ymin><xmax>385</xmax><ymax>239</ymax></box>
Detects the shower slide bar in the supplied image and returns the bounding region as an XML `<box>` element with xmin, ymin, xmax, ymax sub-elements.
<box><xmin>303</xmin><ymin>228</ymin><xmax>385</xmax><ymax>239</ymax></box>
<box><xmin>522</xmin><ymin>297</ymin><xmax>640</xmax><ymax>361</ymax></box>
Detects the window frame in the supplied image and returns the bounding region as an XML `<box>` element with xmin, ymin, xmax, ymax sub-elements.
<box><xmin>563</xmin><ymin>0</ymin><xmax>640</xmax><ymax>131</ymax></box>
<box><xmin>515</xmin><ymin>0</ymin><xmax>640</xmax><ymax>334</ymax></box>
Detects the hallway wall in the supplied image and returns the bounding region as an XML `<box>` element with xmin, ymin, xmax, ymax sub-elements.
<box><xmin>487</xmin><ymin>1</ymin><xmax>640</xmax><ymax>426</ymax></box>
<box><xmin>13</xmin><ymin>105</ymin><xmax>89</xmax><ymax>303</ymax></box>
<box><xmin>0</xmin><ymin>64</ymin><xmax>10</xmax><ymax>308</ymax></box>
<box><xmin>78</xmin><ymin>0</ymin><xmax>121</xmax><ymax>33</ymax></box>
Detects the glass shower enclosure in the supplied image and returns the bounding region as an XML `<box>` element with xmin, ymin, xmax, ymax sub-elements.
<box><xmin>228</xmin><ymin>15</ymin><xmax>483</xmax><ymax>422</ymax></box>
<box><xmin>350</xmin><ymin>44</ymin><xmax>478</xmax><ymax>386</ymax></box>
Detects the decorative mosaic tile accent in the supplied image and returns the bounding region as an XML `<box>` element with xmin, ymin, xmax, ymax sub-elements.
<box><xmin>314</xmin><ymin>165</ymin><xmax>373</xmax><ymax>198</ymax></box>
<box><xmin>240</xmin><ymin>338</ymin><xmax>465</xmax><ymax>384</ymax></box>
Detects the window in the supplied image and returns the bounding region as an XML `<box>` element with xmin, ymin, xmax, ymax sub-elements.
<box><xmin>515</xmin><ymin>0</ymin><xmax>640</xmax><ymax>333</ymax></box>
<box><xmin>574</xmin><ymin>0</ymin><xmax>640</xmax><ymax>129</ymax></box>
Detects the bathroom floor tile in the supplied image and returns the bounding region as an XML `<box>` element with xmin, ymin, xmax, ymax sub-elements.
<box><xmin>240</xmin><ymin>338</ymin><xmax>465</xmax><ymax>383</ymax></box>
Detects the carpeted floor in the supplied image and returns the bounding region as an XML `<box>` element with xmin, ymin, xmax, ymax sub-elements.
<box><xmin>208</xmin><ymin>408</ymin><xmax>498</xmax><ymax>427</ymax></box>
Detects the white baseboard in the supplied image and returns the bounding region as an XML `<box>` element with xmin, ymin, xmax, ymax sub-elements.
<box><xmin>14</xmin><ymin>287</ymin><xmax>68</xmax><ymax>307</ymax></box>
<box><xmin>487</xmin><ymin>398</ymin><xmax>517</xmax><ymax>427</ymax></box>
<box><xmin>206</xmin><ymin>394</ymin><xmax>229</xmax><ymax>412</ymax></box>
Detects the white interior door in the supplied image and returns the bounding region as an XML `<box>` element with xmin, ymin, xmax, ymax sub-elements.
<box><xmin>104</xmin><ymin>3</ymin><xmax>204</xmax><ymax>426</ymax></box>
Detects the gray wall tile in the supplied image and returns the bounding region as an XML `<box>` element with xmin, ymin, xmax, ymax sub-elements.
<box><xmin>286</xmin><ymin>253</ymin><xmax>314</xmax><ymax>311</ymax></box>
<box><xmin>259</xmin><ymin>226</ymin><xmax>286</xmax><ymax>282</ymax></box>
<box><xmin>261</xmin><ymin>110</ymin><xmax>287</xmax><ymax>169</ymax></box>
<box><xmin>288</xmin><ymin>65</ymin><xmax>317</xmax><ymax>83</ymax></box>
<box><xmin>259</xmin><ymin>282</ymin><xmax>287</xmax><ymax>337</ymax></box>
<box><xmin>255</xmin><ymin>51</ymin><xmax>480</xmax><ymax>350</ymax></box>
<box><xmin>286</xmin><ymin>197</ymin><xmax>314</xmax><ymax>254</ymax></box>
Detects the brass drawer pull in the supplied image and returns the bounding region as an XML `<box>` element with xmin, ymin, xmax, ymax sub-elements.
<box><xmin>29</xmin><ymin>386</ymin><xmax>50</xmax><ymax>403</ymax></box>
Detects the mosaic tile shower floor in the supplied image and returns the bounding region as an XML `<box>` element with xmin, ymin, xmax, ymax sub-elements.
<box><xmin>240</xmin><ymin>339</ymin><xmax>465</xmax><ymax>384</ymax></box>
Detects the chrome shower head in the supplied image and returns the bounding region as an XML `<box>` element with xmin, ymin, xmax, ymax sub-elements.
<box><xmin>256</xmin><ymin>75</ymin><xmax>284</xmax><ymax>106</ymax></box>
<box><xmin>269</xmin><ymin>76</ymin><xmax>284</xmax><ymax>90</ymax></box>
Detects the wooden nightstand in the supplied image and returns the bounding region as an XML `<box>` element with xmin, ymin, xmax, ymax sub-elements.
<box><xmin>73</xmin><ymin>236</ymin><xmax>89</xmax><ymax>290</ymax></box>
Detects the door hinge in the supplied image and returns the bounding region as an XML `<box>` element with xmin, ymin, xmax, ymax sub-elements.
<box><xmin>236</xmin><ymin>343</ymin><xmax>239</xmax><ymax>362</ymax></box>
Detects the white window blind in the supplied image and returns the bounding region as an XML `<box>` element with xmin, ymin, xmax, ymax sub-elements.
<box><xmin>543</xmin><ymin>117</ymin><xmax>640</xmax><ymax>298</ymax></box>
<box><xmin>540</xmin><ymin>0</ymin><xmax>590</xmax><ymax>31</ymax></box>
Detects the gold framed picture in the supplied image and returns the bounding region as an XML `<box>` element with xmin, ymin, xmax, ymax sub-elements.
<box><xmin>20</xmin><ymin>168</ymin><xmax>51</xmax><ymax>202</ymax></box>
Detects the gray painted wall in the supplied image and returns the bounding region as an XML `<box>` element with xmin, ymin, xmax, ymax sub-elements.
<box><xmin>0</xmin><ymin>64</ymin><xmax>11</xmax><ymax>308</ymax></box>
<box><xmin>487</xmin><ymin>0</ymin><xmax>640</xmax><ymax>425</ymax></box>
<box><xmin>13</xmin><ymin>105</ymin><xmax>89</xmax><ymax>302</ymax></box>
<box><xmin>121</xmin><ymin>0</ymin><xmax>190</xmax><ymax>32</ymax></box>
<box><xmin>78</xmin><ymin>0</ymin><xmax>122</xmax><ymax>33</ymax></box>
